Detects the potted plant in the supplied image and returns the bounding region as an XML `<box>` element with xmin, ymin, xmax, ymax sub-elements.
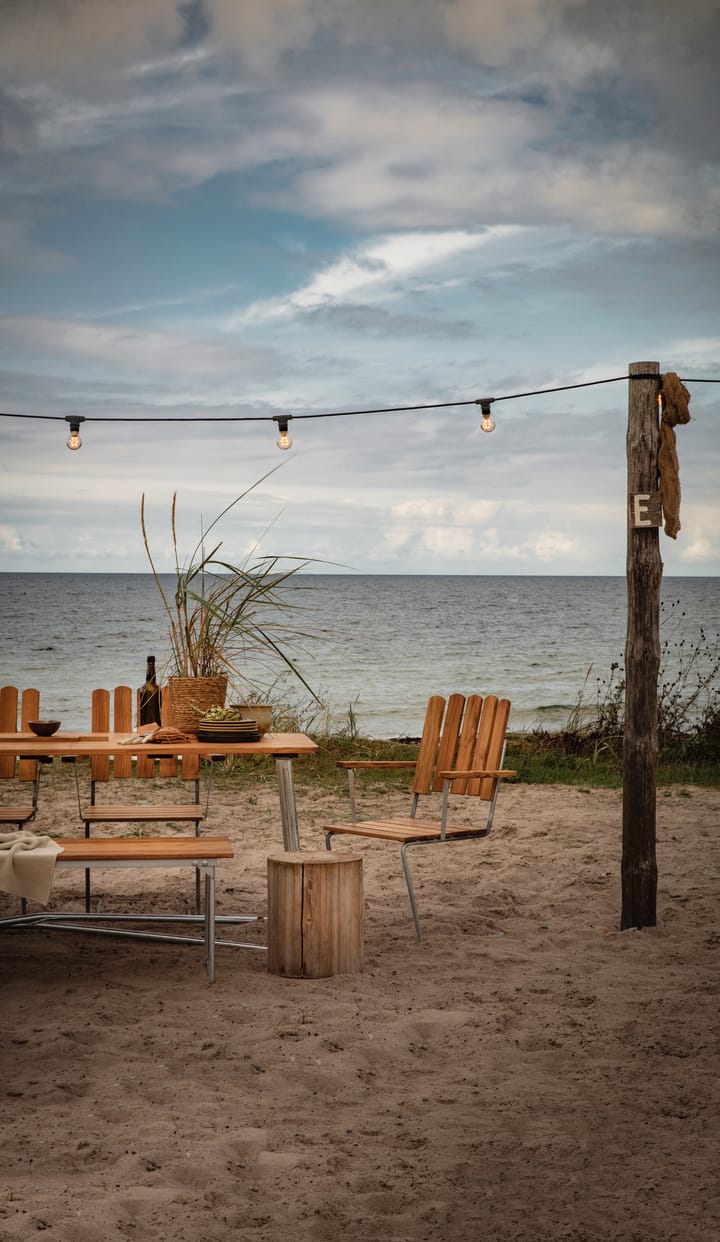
<box><xmin>141</xmin><ymin>468</ymin><xmax>318</xmax><ymax>734</ymax></box>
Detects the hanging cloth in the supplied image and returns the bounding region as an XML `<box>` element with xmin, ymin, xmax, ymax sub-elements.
<box><xmin>658</xmin><ymin>372</ymin><xmax>691</xmax><ymax>539</ymax></box>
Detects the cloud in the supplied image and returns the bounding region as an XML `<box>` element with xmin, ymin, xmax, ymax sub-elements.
<box><xmin>521</xmin><ymin>530</ymin><xmax>583</xmax><ymax>561</ymax></box>
<box><xmin>3</xmin><ymin>12</ymin><xmax>717</xmax><ymax>239</ymax></box>
<box><xmin>233</xmin><ymin>228</ymin><xmax>523</xmax><ymax>325</ymax></box>
<box><xmin>292</xmin><ymin>82</ymin><xmax>720</xmax><ymax>234</ymax></box>
<box><xmin>208</xmin><ymin>0</ymin><xmax>329</xmax><ymax>71</ymax></box>
<box><xmin>675</xmin><ymin>505</ymin><xmax>720</xmax><ymax>566</ymax></box>
<box><xmin>385</xmin><ymin>496</ymin><xmax>503</xmax><ymax>560</ymax></box>
<box><xmin>0</xmin><ymin>526</ymin><xmax>25</xmax><ymax>553</ymax></box>
<box><xmin>0</xmin><ymin>0</ymin><xmax>182</xmax><ymax>80</ymax></box>
<box><xmin>0</xmin><ymin>0</ymin><xmax>336</xmax><ymax>84</ymax></box>
<box><xmin>0</xmin><ymin>315</ymin><xmax>280</xmax><ymax>378</ymax></box>
<box><xmin>445</xmin><ymin>0</ymin><xmax>583</xmax><ymax>67</ymax></box>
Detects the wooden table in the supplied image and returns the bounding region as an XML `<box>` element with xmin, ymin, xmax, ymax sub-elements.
<box><xmin>0</xmin><ymin>731</ymin><xmax>318</xmax><ymax>852</ymax></box>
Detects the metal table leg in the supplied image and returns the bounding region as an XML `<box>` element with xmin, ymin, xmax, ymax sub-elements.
<box><xmin>274</xmin><ymin>756</ymin><xmax>299</xmax><ymax>851</ymax></box>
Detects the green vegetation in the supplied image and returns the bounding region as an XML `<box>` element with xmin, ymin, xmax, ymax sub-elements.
<box><xmin>521</xmin><ymin>601</ymin><xmax>719</xmax><ymax>788</ymax></box>
<box><xmin>206</xmin><ymin>729</ymin><xmax>718</xmax><ymax>793</ymax></box>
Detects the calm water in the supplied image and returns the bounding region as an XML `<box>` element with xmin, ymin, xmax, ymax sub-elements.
<box><xmin>0</xmin><ymin>574</ymin><xmax>717</xmax><ymax>737</ymax></box>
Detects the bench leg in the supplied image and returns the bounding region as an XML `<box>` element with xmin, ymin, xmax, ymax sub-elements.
<box><xmin>84</xmin><ymin>821</ymin><xmax>91</xmax><ymax>912</ymax></box>
<box><xmin>204</xmin><ymin>864</ymin><xmax>216</xmax><ymax>984</ymax></box>
<box><xmin>195</xmin><ymin>821</ymin><xmax>201</xmax><ymax>914</ymax></box>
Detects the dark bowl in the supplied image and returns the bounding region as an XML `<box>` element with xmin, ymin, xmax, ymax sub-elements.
<box><xmin>28</xmin><ymin>720</ymin><xmax>61</xmax><ymax>737</ymax></box>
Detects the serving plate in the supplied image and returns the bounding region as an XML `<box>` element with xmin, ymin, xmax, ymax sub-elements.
<box><xmin>197</xmin><ymin>726</ymin><xmax>261</xmax><ymax>743</ymax></box>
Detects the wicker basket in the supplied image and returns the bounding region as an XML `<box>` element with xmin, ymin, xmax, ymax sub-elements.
<box><xmin>166</xmin><ymin>676</ymin><xmax>228</xmax><ymax>735</ymax></box>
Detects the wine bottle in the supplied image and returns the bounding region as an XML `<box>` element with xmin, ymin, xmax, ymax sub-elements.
<box><xmin>138</xmin><ymin>655</ymin><xmax>162</xmax><ymax>726</ymax></box>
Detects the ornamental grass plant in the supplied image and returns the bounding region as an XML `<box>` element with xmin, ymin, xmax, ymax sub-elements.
<box><xmin>140</xmin><ymin>467</ymin><xmax>319</xmax><ymax>699</ymax></box>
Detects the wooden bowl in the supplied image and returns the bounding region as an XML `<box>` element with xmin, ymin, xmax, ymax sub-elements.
<box><xmin>28</xmin><ymin>720</ymin><xmax>61</xmax><ymax>737</ymax></box>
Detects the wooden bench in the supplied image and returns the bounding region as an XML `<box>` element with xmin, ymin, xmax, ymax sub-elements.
<box><xmin>3</xmin><ymin>836</ymin><xmax>235</xmax><ymax>983</ymax></box>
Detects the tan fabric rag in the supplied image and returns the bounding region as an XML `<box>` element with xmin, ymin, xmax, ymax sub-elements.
<box><xmin>659</xmin><ymin>372</ymin><xmax>691</xmax><ymax>539</ymax></box>
<box><xmin>0</xmin><ymin>832</ymin><xmax>62</xmax><ymax>905</ymax></box>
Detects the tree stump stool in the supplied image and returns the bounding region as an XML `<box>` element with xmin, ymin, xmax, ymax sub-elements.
<box><xmin>267</xmin><ymin>851</ymin><xmax>363</xmax><ymax>978</ymax></box>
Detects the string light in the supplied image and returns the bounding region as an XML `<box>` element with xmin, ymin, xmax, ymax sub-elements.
<box><xmin>1</xmin><ymin>372</ymin><xmax>715</xmax><ymax>453</ymax></box>
<box><xmin>273</xmin><ymin>415</ymin><xmax>293</xmax><ymax>451</ymax></box>
<box><xmin>477</xmin><ymin>398</ymin><xmax>496</xmax><ymax>434</ymax></box>
<box><xmin>64</xmin><ymin>415</ymin><xmax>85</xmax><ymax>451</ymax></box>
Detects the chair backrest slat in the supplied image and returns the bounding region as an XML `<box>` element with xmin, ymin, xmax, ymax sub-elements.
<box><xmin>413</xmin><ymin>692</ymin><xmax>511</xmax><ymax>805</ymax></box>
<box><xmin>431</xmin><ymin>693</ymin><xmax>466</xmax><ymax>792</ymax></box>
<box><xmin>0</xmin><ymin>686</ymin><xmax>41</xmax><ymax>781</ymax></box>
<box><xmin>0</xmin><ymin>685</ymin><xmax>19</xmax><ymax>778</ymax></box>
<box><xmin>18</xmin><ymin>689</ymin><xmax>40</xmax><ymax>781</ymax></box>
<box><xmin>478</xmin><ymin>696</ymin><xmax>511</xmax><ymax>800</ymax></box>
<box><xmin>135</xmin><ymin>685</ymin><xmax>156</xmax><ymax>779</ymax></box>
<box><xmin>91</xmin><ymin>689</ymin><xmax>111</xmax><ymax>781</ymax></box>
<box><xmin>466</xmin><ymin>694</ymin><xmax>498</xmax><ymax>796</ymax></box>
<box><xmin>90</xmin><ymin>685</ymin><xmax>197</xmax><ymax>780</ymax></box>
<box><xmin>448</xmin><ymin>694</ymin><xmax>482</xmax><ymax>794</ymax></box>
<box><xmin>412</xmin><ymin>695</ymin><xmax>447</xmax><ymax>794</ymax></box>
<box><xmin>154</xmin><ymin>681</ymin><xmax>197</xmax><ymax>776</ymax></box>
<box><xmin>113</xmin><ymin>687</ymin><xmax>134</xmax><ymax>778</ymax></box>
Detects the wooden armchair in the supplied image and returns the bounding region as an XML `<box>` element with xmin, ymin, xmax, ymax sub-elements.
<box><xmin>0</xmin><ymin>686</ymin><xmax>47</xmax><ymax>832</ymax></box>
<box><xmin>324</xmin><ymin>693</ymin><xmax>516</xmax><ymax>940</ymax></box>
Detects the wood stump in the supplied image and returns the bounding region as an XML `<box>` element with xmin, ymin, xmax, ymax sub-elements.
<box><xmin>267</xmin><ymin>851</ymin><xmax>363</xmax><ymax>978</ymax></box>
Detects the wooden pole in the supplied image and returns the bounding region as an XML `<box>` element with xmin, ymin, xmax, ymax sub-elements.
<box><xmin>622</xmin><ymin>360</ymin><xmax>662</xmax><ymax>928</ymax></box>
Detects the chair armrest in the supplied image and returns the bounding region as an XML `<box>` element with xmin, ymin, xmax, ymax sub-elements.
<box><xmin>438</xmin><ymin>768</ymin><xmax>518</xmax><ymax>780</ymax></box>
<box><xmin>336</xmin><ymin>760</ymin><xmax>417</xmax><ymax>771</ymax></box>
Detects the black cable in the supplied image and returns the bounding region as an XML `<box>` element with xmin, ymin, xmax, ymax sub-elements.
<box><xmin>0</xmin><ymin>372</ymin><xmax>716</xmax><ymax>426</ymax></box>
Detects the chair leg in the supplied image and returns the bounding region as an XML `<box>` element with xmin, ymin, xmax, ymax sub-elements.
<box><xmin>204</xmin><ymin>865</ymin><xmax>216</xmax><ymax>984</ymax></box>
<box><xmin>327</xmin><ymin>831</ymin><xmax>422</xmax><ymax>940</ymax></box>
<box><xmin>194</xmin><ymin>821</ymin><xmax>201</xmax><ymax>914</ymax></box>
<box><xmin>400</xmin><ymin>843</ymin><xmax>423</xmax><ymax>942</ymax></box>
<box><xmin>84</xmin><ymin>821</ymin><xmax>91</xmax><ymax>913</ymax></box>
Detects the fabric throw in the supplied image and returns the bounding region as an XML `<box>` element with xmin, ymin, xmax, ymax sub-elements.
<box><xmin>0</xmin><ymin>832</ymin><xmax>62</xmax><ymax>905</ymax></box>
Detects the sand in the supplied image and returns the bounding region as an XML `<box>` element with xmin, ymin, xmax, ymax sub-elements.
<box><xmin>1</xmin><ymin>776</ymin><xmax>718</xmax><ymax>1241</ymax></box>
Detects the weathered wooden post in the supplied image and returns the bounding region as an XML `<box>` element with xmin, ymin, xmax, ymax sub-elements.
<box><xmin>622</xmin><ymin>360</ymin><xmax>662</xmax><ymax>928</ymax></box>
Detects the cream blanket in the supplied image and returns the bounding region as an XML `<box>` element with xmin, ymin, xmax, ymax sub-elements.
<box><xmin>0</xmin><ymin>832</ymin><xmax>62</xmax><ymax>905</ymax></box>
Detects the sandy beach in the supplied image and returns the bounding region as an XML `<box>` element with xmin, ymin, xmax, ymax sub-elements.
<box><xmin>1</xmin><ymin>777</ymin><xmax>718</xmax><ymax>1241</ymax></box>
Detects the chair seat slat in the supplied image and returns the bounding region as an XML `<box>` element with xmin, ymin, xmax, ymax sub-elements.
<box><xmin>81</xmin><ymin>804</ymin><xmax>206</xmax><ymax>822</ymax></box>
<box><xmin>325</xmin><ymin>818</ymin><xmax>489</xmax><ymax>842</ymax></box>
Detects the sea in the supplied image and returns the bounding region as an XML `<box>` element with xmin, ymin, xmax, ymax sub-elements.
<box><xmin>0</xmin><ymin>574</ymin><xmax>717</xmax><ymax>739</ymax></box>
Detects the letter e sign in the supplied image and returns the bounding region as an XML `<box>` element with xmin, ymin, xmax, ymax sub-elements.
<box><xmin>630</xmin><ymin>491</ymin><xmax>663</xmax><ymax>527</ymax></box>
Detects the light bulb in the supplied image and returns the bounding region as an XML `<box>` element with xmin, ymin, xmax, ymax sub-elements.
<box><xmin>64</xmin><ymin>416</ymin><xmax>85</xmax><ymax>450</ymax></box>
<box><xmin>274</xmin><ymin>416</ymin><xmax>293</xmax><ymax>450</ymax></box>
<box><xmin>479</xmin><ymin>400</ymin><xmax>495</xmax><ymax>433</ymax></box>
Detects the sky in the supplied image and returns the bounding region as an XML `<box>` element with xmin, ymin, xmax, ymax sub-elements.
<box><xmin>0</xmin><ymin>0</ymin><xmax>718</xmax><ymax>576</ymax></box>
